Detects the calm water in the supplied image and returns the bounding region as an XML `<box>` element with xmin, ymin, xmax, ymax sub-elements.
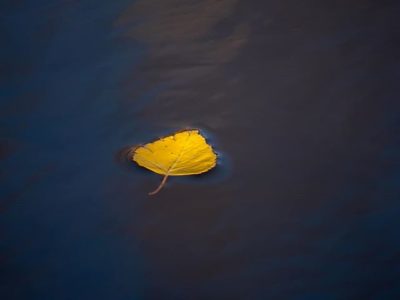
<box><xmin>2</xmin><ymin>0</ymin><xmax>400</xmax><ymax>299</ymax></box>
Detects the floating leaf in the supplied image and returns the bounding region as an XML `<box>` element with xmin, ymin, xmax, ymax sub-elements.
<box><xmin>132</xmin><ymin>129</ymin><xmax>217</xmax><ymax>195</ymax></box>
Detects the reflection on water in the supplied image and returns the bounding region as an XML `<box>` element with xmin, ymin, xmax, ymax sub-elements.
<box><xmin>116</xmin><ymin>0</ymin><xmax>249</xmax><ymax>130</ymax></box>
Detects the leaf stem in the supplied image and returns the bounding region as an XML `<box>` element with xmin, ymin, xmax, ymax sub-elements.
<box><xmin>148</xmin><ymin>174</ymin><xmax>169</xmax><ymax>196</ymax></box>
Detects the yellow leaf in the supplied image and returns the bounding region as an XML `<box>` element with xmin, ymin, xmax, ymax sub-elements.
<box><xmin>132</xmin><ymin>129</ymin><xmax>217</xmax><ymax>195</ymax></box>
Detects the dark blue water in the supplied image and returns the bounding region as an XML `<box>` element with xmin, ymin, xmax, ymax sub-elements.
<box><xmin>2</xmin><ymin>0</ymin><xmax>400</xmax><ymax>299</ymax></box>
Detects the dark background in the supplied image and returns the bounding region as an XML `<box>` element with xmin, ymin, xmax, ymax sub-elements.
<box><xmin>1</xmin><ymin>0</ymin><xmax>400</xmax><ymax>299</ymax></box>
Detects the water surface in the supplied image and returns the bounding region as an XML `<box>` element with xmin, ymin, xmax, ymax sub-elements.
<box><xmin>2</xmin><ymin>0</ymin><xmax>400</xmax><ymax>299</ymax></box>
